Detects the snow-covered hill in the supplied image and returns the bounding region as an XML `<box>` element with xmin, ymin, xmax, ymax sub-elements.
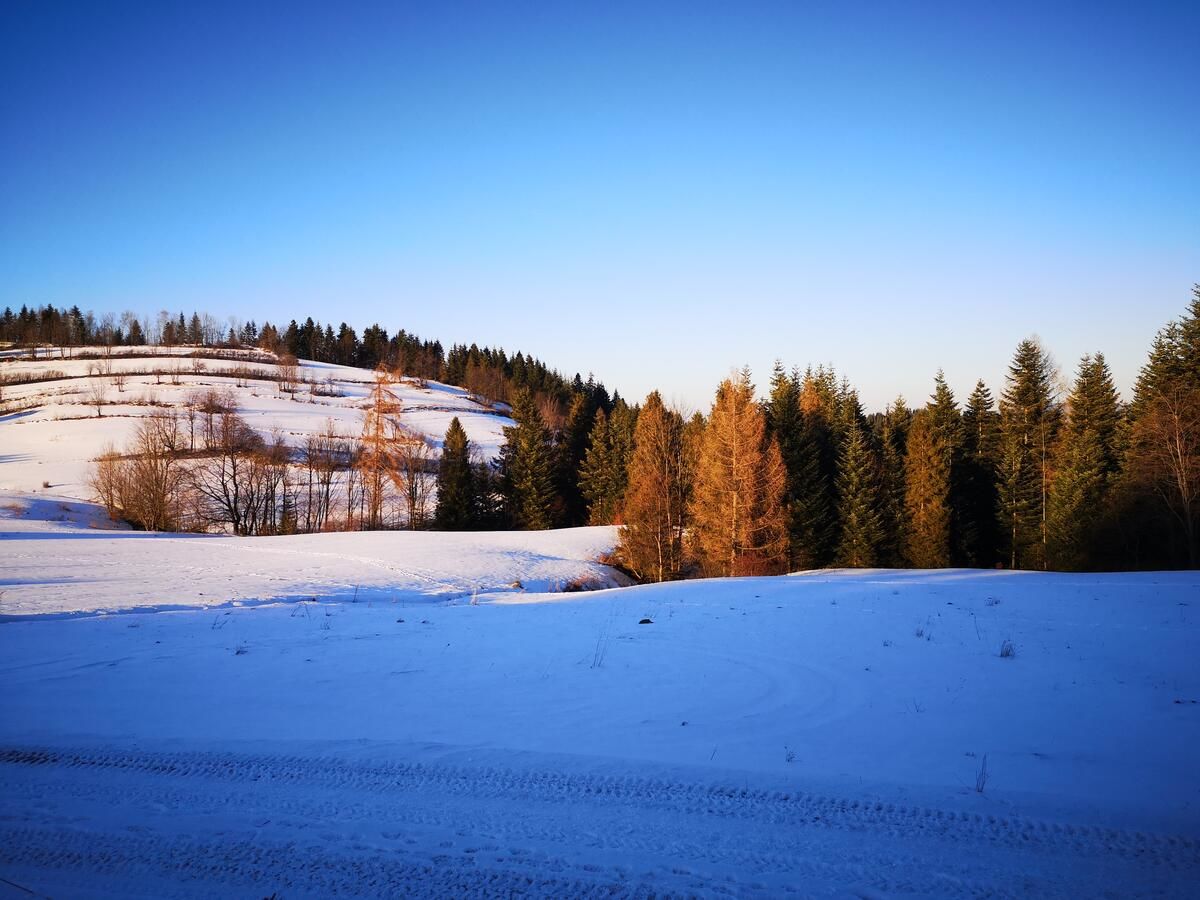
<box><xmin>0</xmin><ymin>346</ymin><xmax>513</xmax><ymax>499</ymax></box>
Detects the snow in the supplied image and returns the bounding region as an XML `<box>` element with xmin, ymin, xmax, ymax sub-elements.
<box><xmin>0</xmin><ymin>493</ymin><xmax>627</xmax><ymax>616</ymax></box>
<box><xmin>0</xmin><ymin>348</ymin><xmax>513</xmax><ymax>498</ymax></box>
<box><xmin>2</xmin><ymin>350</ymin><xmax>1199</xmax><ymax>897</ymax></box>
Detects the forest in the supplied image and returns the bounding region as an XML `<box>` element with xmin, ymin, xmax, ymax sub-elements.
<box><xmin>4</xmin><ymin>286</ymin><xmax>1198</xmax><ymax>573</ymax></box>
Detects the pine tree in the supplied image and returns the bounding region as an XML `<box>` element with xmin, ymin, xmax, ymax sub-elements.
<box><xmin>435</xmin><ymin>418</ymin><xmax>478</xmax><ymax>530</ymax></box>
<box><xmin>904</xmin><ymin>411</ymin><xmax>951</xmax><ymax>567</ymax></box>
<box><xmin>690</xmin><ymin>371</ymin><xmax>788</xmax><ymax>576</ymax></box>
<box><xmin>499</xmin><ymin>388</ymin><xmax>556</xmax><ymax>530</ymax></box>
<box><xmin>998</xmin><ymin>339</ymin><xmax>1060</xmax><ymax>569</ymax></box>
<box><xmin>876</xmin><ymin>397</ymin><xmax>910</xmax><ymax>566</ymax></box>
<box><xmin>555</xmin><ymin>390</ymin><xmax>597</xmax><ymax>526</ymax></box>
<box><xmin>765</xmin><ymin>363</ymin><xmax>807</xmax><ymax>567</ymax></box>
<box><xmin>926</xmin><ymin>371</ymin><xmax>964</xmax><ymax>560</ymax></box>
<box><xmin>620</xmin><ymin>392</ymin><xmax>689</xmax><ymax>581</ymax></box>
<box><xmin>960</xmin><ymin>380</ymin><xmax>1001</xmax><ymax>567</ymax></box>
<box><xmin>579</xmin><ymin>401</ymin><xmax>637</xmax><ymax>525</ymax></box>
<box><xmin>797</xmin><ymin>367</ymin><xmax>842</xmax><ymax>564</ymax></box>
<box><xmin>835</xmin><ymin>417</ymin><xmax>883</xmax><ymax>567</ymax></box>
<box><xmin>1047</xmin><ymin>354</ymin><xmax>1122</xmax><ymax>569</ymax></box>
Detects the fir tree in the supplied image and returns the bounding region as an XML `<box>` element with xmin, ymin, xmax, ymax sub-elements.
<box><xmin>1121</xmin><ymin>286</ymin><xmax>1200</xmax><ymax>567</ymax></box>
<box><xmin>765</xmin><ymin>363</ymin><xmax>807</xmax><ymax>567</ymax></box>
<box><xmin>998</xmin><ymin>338</ymin><xmax>1060</xmax><ymax>569</ymax></box>
<box><xmin>960</xmin><ymin>380</ymin><xmax>1001</xmax><ymax>567</ymax></box>
<box><xmin>1047</xmin><ymin>354</ymin><xmax>1122</xmax><ymax>569</ymax></box>
<box><xmin>690</xmin><ymin>371</ymin><xmax>788</xmax><ymax>576</ymax></box>
<box><xmin>434</xmin><ymin>418</ymin><xmax>478</xmax><ymax>530</ymax></box>
<box><xmin>926</xmin><ymin>371</ymin><xmax>965</xmax><ymax>560</ymax></box>
<box><xmin>835</xmin><ymin>416</ymin><xmax>882</xmax><ymax>567</ymax></box>
<box><xmin>904</xmin><ymin>411</ymin><xmax>951</xmax><ymax>567</ymax></box>
<box><xmin>555</xmin><ymin>390</ymin><xmax>597</xmax><ymax>526</ymax></box>
<box><xmin>876</xmin><ymin>397</ymin><xmax>911</xmax><ymax>566</ymax></box>
<box><xmin>499</xmin><ymin>388</ymin><xmax>556</xmax><ymax>529</ymax></box>
<box><xmin>579</xmin><ymin>401</ymin><xmax>637</xmax><ymax>525</ymax></box>
<box><xmin>620</xmin><ymin>392</ymin><xmax>689</xmax><ymax>581</ymax></box>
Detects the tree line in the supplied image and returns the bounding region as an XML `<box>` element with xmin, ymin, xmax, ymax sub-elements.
<box><xmin>436</xmin><ymin>286</ymin><xmax>1199</xmax><ymax>573</ymax></box>
<box><xmin>3</xmin><ymin>305</ymin><xmax>612</xmax><ymax>430</ymax></box>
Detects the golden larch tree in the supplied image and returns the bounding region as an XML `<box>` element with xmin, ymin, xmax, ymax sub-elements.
<box><xmin>690</xmin><ymin>370</ymin><xmax>789</xmax><ymax>577</ymax></box>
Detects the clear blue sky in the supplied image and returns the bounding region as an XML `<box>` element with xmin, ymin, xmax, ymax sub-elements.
<box><xmin>2</xmin><ymin>1</ymin><xmax>1197</xmax><ymax>411</ymax></box>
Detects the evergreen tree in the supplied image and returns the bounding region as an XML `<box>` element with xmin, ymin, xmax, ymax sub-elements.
<box><xmin>620</xmin><ymin>392</ymin><xmax>689</xmax><ymax>581</ymax></box>
<box><xmin>998</xmin><ymin>338</ymin><xmax>1060</xmax><ymax>569</ymax></box>
<box><xmin>926</xmin><ymin>371</ymin><xmax>964</xmax><ymax>560</ymax></box>
<box><xmin>498</xmin><ymin>388</ymin><xmax>556</xmax><ymax>529</ymax></box>
<box><xmin>960</xmin><ymin>380</ymin><xmax>1001</xmax><ymax>566</ymax></box>
<box><xmin>1048</xmin><ymin>354</ymin><xmax>1122</xmax><ymax>569</ymax></box>
<box><xmin>579</xmin><ymin>401</ymin><xmax>637</xmax><ymax>525</ymax></box>
<box><xmin>690</xmin><ymin>371</ymin><xmax>788</xmax><ymax>576</ymax></box>
<box><xmin>555</xmin><ymin>390</ymin><xmax>597</xmax><ymax>526</ymax></box>
<box><xmin>1121</xmin><ymin>286</ymin><xmax>1200</xmax><ymax>567</ymax></box>
<box><xmin>835</xmin><ymin>416</ymin><xmax>883</xmax><ymax>566</ymax></box>
<box><xmin>765</xmin><ymin>363</ymin><xmax>808</xmax><ymax>567</ymax></box>
<box><xmin>904</xmin><ymin>411</ymin><xmax>951</xmax><ymax>567</ymax></box>
<box><xmin>876</xmin><ymin>397</ymin><xmax>911</xmax><ymax>566</ymax></box>
<box><xmin>794</xmin><ymin>367</ymin><xmax>840</xmax><ymax>565</ymax></box>
<box><xmin>434</xmin><ymin>418</ymin><xmax>478</xmax><ymax>530</ymax></box>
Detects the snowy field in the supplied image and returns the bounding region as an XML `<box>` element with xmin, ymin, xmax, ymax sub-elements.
<box><xmin>0</xmin><ymin>347</ymin><xmax>513</xmax><ymax>499</ymax></box>
<box><xmin>2</xmin><ymin>350</ymin><xmax>1199</xmax><ymax>897</ymax></box>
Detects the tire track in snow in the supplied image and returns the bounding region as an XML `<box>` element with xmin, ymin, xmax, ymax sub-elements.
<box><xmin>1</xmin><ymin>745</ymin><xmax>1196</xmax><ymax>898</ymax></box>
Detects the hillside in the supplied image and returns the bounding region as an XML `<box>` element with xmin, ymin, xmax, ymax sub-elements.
<box><xmin>0</xmin><ymin>346</ymin><xmax>513</xmax><ymax>500</ymax></box>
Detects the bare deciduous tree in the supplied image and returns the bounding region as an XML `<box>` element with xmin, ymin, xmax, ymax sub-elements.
<box><xmin>86</xmin><ymin>377</ymin><xmax>107</xmax><ymax>417</ymax></box>
<box><xmin>90</xmin><ymin>414</ymin><xmax>186</xmax><ymax>531</ymax></box>
<box><xmin>278</xmin><ymin>354</ymin><xmax>299</xmax><ymax>397</ymax></box>
<box><xmin>396</xmin><ymin>436</ymin><xmax>434</xmax><ymax>529</ymax></box>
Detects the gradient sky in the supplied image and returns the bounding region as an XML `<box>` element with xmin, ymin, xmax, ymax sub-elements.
<box><xmin>2</xmin><ymin>1</ymin><xmax>1197</xmax><ymax>411</ymax></box>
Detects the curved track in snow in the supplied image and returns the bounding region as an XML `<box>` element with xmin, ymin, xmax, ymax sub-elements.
<box><xmin>2</xmin><ymin>746</ymin><xmax>1196</xmax><ymax>898</ymax></box>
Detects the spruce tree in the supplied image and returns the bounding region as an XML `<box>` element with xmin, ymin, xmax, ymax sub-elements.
<box><xmin>835</xmin><ymin>416</ymin><xmax>883</xmax><ymax>567</ymax></box>
<box><xmin>904</xmin><ymin>411</ymin><xmax>951</xmax><ymax>567</ymax></box>
<box><xmin>1047</xmin><ymin>354</ymin><xmax>1122</xmax><ymax>569</ymax></box>
<box><xmin>765</xmin><ymin>363</ymin><xmax>806</xmax><ymax>567</ymax></box>
<box><xmin>555</xmin><ymin>390</ymin><xmax>597</xmax><ymax>526</ymax></box>
<box><xmin>434</xmin><ymin>418</ymin><xmax>477</xmax><ymax>530</ymax></box>
<box><xmin>926</xmin><ymin>371</ymin><xmax>964</xmax><ymax>560</ymax></box>
<box><xmin>499</xmin><ymin>388</ymin><xmax>556</xmax><ymax>529</ymax></box>
<box><xmin>998</xmin><ymin>339</ymin><xmax>1060</xmax><ymax>569</ymax></box>
<box><xmin>796</xmin><ymin>367</ymin><xmax>840</xmax><ymax>565</ymax></box>
<box><xmin>620</xmin><ymin>392</ymin><xmax>689</xmax><ymax>581</ymax></box>
<box><xmin>690</xmin><ymin>371</ymin><xmax>789</xmax><ymax>577</ymax></box>
<box><xmin>876</xmin><ymin>397</ymin><xmax>910</xmax><ymax>566</ymax></box>
<box><xmin>579</xmin><ymin>401</ymin><xmax>636</xmax><ymax>525</ymax></box>
<box><xmin>1122</xmin><ymin>286</ymin><xmax>1200</xmax><ymax>567</ymax></box>
<box><xmin>960</xmin><ymin>380</ymin><xmax>1001</xmax><ymax>566</ymax></box>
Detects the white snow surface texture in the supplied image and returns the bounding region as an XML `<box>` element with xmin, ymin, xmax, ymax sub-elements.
<box><xmin>2</xmin><ymin>351</ymin><xmax>1199</xmax><ymax>898</ymax></box>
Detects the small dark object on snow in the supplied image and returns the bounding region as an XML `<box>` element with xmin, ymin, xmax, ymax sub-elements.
<box><xmin>638</xmin><ymin>618</ymin><xmax>653</xmax><ymax>625</ymax></box>
<box><xmin>396</xmin><ymin>618</ymin><xmax>405</xmax><ymax>623</ymax></box>
<box><xmin>680</xmin><ymin>721</ymin><xmax>688</xmax><ymax>726</ymax></box>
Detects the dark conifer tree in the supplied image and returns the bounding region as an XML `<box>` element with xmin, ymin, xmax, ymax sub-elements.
<box><xmin>835</xmin><ymin>415</ymin><xmax>882</xmax><ymax>567</ymax></box>
<box><xmin>435</xmin><ymin>418</ymin><xmax>478</xmax><ymax>530</ymax></box>
<box><xmin>876</xmin><ymin>397</ymin><xmax>911</xmax><ymax>566</ymax></box>
<box><xmin>998</xmin><ymin>339</ymin><xmax>1060</xmax><ymax>569</ymax></box>
<box><xmin>499</xmin><ymin>388</ymin><xmax>557</xmax><ymax>529</ymax></box>
<box><xmin>579</xmin><ymin>401</ymin><xmax>637</xmax><ymax>525</ymax></box>
<box><xmin>960</xmin><ymin>380</ymin><xmax>1001</xmax><ymax>567</ymax></box>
